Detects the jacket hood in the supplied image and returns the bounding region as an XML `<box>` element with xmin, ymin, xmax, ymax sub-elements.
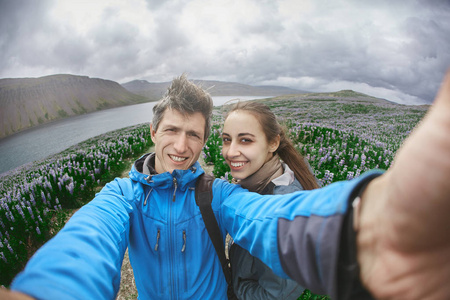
<box><xmin>129</xmin><ymin>153</ymin><xmax>204</xmax><ymax>190</ymax></box>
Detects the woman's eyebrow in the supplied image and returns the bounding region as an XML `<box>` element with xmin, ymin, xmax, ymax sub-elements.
<box><xmin>237</xmin><ymin>133</ymin><xmax>255</xmax><ymax>137</ymax></box>
<box><xmin>221</xmin><ymin>132</ymin><xmax>256</xmax><ymax>137</ymax></box>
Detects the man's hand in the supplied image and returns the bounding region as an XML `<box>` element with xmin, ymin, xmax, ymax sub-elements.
<box><xmin>357</xmin><ymin>69</ymin><xmax>450</xmax><ymax>300</ymax></box>
<box><xmin>0</xmin><ymin>288</ymin><xmax>34</xmax><ymax>300</ymax></box>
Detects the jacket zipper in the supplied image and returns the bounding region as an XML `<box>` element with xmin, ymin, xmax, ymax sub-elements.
<box><xmin>169</xmin><ymin>176</ymin><xmax>177</xmax><ymax>298</ymax></box>
<box><xmin>154</xmin><ymin>229</ymin><xmax>163</xmax><ymax>291</ymax></box>
<box><xmin>172</xmin><ymin>177</ymin><xmax>178</xmax><ymax>202</ymax></box>
<box><xmin>154</xmin><ymin>229</ymin><xmax>160</xmax><ymax>251</ymax></box>
<box><xmin>182</xmin><ymin>230</ymin><xmax>187</xmax><ymax>292</ymax></box>
<box><xmin>181</xmin><ymin>230</ymin><xmax>186</xmax><ymax>252</ymax></box>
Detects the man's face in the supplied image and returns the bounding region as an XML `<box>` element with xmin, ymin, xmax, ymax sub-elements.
<box><xmin>151</xmin><ymin>108</ymin><xmax>206</xmax><ymax>174</ymax></box>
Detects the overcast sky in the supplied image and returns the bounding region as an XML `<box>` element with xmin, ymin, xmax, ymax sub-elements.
<box><xmin>1</xmin><ymin>0</ymin><xmax>449</xmax><ymax>104</ymax></box>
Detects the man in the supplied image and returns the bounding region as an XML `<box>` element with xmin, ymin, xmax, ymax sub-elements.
<box><xmin>3</xmin><ymin>70</ymin><xmax>450</xmax><ymax>300</ymax></box>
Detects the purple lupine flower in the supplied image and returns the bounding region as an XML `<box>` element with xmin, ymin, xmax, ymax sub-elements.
<box><xmin>27</xmin><ymin>206</ymin><xmax>34</xmax><ymax>219</ymax></box>
<box><xmin>15</xmin><ymin>205</ymin><xmax>25</xmax><ymax>220</ymax></box>
<box><xmin>0</xmin><ymin>252</ymin><xmax>7</xmax><ymax>263</ymax></box>
<box><xmin>36</xmin><ymin>227</ymin><xmax>41</xmax><ymax>235</ymax></box>
<box><xmin>7</xmin><ymin>243</ymin><xmax>13</xmax><ymax>254</ymax></box>
<box><xmin>347</xmin><ymin>171</ymin><xmax>355</xmax><ymax>180</ymax></box>
<box><xmin>66</xmin><ymin>182</ymin><xmax>74</xmax><ymax>196</ymax></box>
<box><xmin>40</xmin><ymin>191</ymin><xmax>45</xmax><ymax>204</ymax></box>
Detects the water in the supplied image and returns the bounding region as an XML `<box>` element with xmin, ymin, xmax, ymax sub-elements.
<box><xmin>0</xmin><ymin>96</ymin><xmax>270</xmax><ymax>174</ymax></box>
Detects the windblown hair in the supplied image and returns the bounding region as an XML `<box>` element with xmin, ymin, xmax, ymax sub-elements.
<box><xmin>152</xmin><ymin>73</ymin><xmax>213</xmax><ymax>141</ymax></box>
<box><xmin>226</xmin><ymin>101</ymin><xmax>319</xmax><ymax>190</ymax></box>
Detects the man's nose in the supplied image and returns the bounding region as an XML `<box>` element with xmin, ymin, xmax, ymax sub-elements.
<box><xmin>173</xmin><ymin>133</ymin><xmax>188</xmax><ymax>153</ymax></box>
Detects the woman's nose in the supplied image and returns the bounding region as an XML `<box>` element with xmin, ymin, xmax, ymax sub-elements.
<box><xmin>225</xmin><ymin>142</ymin><xmax>240</xmax><ymax>157</ymax></box>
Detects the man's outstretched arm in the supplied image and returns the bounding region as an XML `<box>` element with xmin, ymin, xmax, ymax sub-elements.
<box><xmin>356</xmin><ymin>68</ymin><xmax>450</xmax><ymax>299</ymax></box>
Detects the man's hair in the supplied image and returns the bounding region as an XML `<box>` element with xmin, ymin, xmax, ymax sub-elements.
<box><xmin>152</xmin><ymin>73</ymin><xmax>213</xmax><ymax>141</ymax></box>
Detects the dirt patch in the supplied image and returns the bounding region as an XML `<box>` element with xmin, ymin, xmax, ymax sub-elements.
<box><xmin>116</xmin><ymin>249</ymin><xmax>138</xmax><ymax>300</ymax></box>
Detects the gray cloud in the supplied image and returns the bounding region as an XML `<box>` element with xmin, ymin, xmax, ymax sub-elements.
<box><xmin>0</xmin><ymin>0</ymin><xmax>449</xmax><ymax>104</ymax></box>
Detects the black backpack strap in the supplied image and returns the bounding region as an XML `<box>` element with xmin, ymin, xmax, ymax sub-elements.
<box><xmin>195</xmin><ymin>174</ymin><xmax>237</xmax><ymax>300</ymax></box>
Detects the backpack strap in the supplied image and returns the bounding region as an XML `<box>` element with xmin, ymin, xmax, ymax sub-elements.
<box><xmin>195</xmin><ymin>174</ymin><xmax>237</xmax><ymax>300</ymax></box>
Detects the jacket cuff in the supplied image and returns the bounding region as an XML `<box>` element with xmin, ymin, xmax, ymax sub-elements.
<box><xmin>336</xmin><ymin>171</ymin><xmax>382</xmax><ymax>300</ymax></box>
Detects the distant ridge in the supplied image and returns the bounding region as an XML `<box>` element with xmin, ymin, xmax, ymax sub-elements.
<box><xmin>282</xmin><ymin>89</ymin><xmax>395</xmax><ymax>104</ymax></box>
<box><xmin>121</xmin><ymin>79</ymin><xmax>306</xmax><ymax>100</ymax></box>
<box><xmin>0</xmin><ymin>74</ymin><xmax>147</xmax><ymax>139</ymax></box>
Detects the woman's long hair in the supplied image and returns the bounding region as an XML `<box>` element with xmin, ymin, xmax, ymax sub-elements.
<box><xmin>225</xmin><ymin>101</ymin><xmax>318</xmax><ymax>190</ymax></box>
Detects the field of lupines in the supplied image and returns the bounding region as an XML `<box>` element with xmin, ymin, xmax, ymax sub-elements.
<box><xmin>203</xmin><ymin>96</ymin><xmax>428</xmax><ymax>300</ymax></box>
<box><xmin>0</xmin><ymin>123</ymin><xmax>153</xmax><ymax>286</ymax></box>
<box><xmin>204</xmin><ymin>96</ymin><xmax>428</xmax><ymax>186</ymax></box>
<box><xmin>0</xmin><ymin>95</ymin><xmax>429</xmax><ymax>298</ymax></box>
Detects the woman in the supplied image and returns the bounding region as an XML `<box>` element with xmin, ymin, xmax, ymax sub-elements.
<box><xmin>221</xmin><ymin>101</ymin><xmax>319</xmax><ymax>300</ymax></box>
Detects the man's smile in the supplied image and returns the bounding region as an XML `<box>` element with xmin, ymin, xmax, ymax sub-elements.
<box><xmin>169</xmin><ymin>154</ymin><xmax>188</xmax><ymax>162</ymax></box>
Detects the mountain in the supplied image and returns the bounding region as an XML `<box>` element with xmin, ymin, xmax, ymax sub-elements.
<box><xmin>0</xmin><ymin>74</ymin><xmax>148</xmax><ymax>139</ymax></box>
<box><xmin>121</xmin><ymin>79</ymin><xmax>306</xmax><ymax>100</ymax></box>
<box><xmin>267</xmin><ymin>89</ymin><xmax>394</xmax><ymax>104</ymax></box>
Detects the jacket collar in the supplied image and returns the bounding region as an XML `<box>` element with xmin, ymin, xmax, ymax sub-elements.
<box><xmin>130</xmin><ymin>153</ymin><xmax>204</xmax><ymax>190</ymax></box>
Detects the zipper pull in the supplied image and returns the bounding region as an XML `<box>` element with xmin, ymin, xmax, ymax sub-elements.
<box><xmin>181</xmin><ymin>230</ymin><xmax>186</xmax><ymax>252</ymax></box>
<box><xmin>154</xmin><ymin>229</ymin><xmax>160</xmax><ymax>251</ymax></box>
<box><xmin>172</xmin><ymin>177</ymin><xmax>178</xmax><ymax>202</ymax></box>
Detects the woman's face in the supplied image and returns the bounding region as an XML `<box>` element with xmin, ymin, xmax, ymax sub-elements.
<box><xmin>222</xmin><ymin>110</ymin><xmax>278</xmax><ymax>180</ymax></box>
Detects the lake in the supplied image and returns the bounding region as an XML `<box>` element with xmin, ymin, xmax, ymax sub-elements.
<box><xmin>0</xmin><ymin>96</ymin><xmax>271</xmax><ymax>174</ymax></box>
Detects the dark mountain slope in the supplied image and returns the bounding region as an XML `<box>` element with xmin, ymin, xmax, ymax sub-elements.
<box><xmin>0</xmin><ymin>74</ymin><xmax>147</xmax><ymax>138</ymax></box>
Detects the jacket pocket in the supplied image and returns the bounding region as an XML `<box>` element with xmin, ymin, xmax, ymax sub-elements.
<box><xmin>182</xmin><ymin>229</ymin><xmax>188</xmax><ymax>292</ymax></box>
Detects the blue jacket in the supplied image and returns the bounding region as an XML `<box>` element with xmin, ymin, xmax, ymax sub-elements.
<box><xmin>12</xmin><ymin>153</ymin><xmax>241</xmax><ymax>299</ymax></box>
<box><xmin>11</xmin><ymin>153</ymin><xmax>381</xmax><ymax>299</ymax></box>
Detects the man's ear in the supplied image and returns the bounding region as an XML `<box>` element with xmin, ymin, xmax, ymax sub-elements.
<box><xmin>269</xmin><ymin>134</ymin><xmax>281</xmax><ymax>153</ymax></box>
<box><xmin>150</xmin><ymin>124</ymin><xmax>157</xmax><ymax>143</ymax></box>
